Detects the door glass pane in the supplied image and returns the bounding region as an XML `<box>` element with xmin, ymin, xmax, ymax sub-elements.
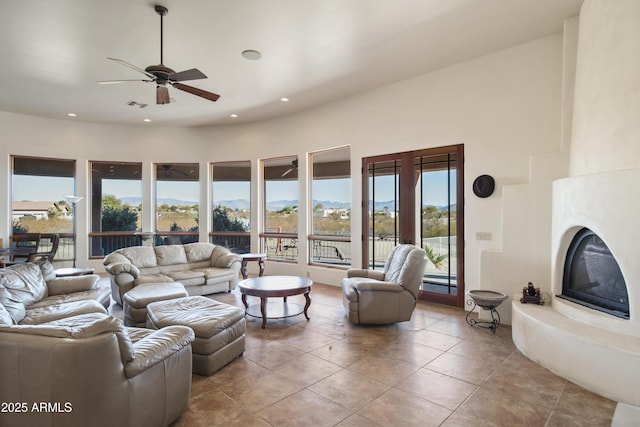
<box><xmin>367</xmin><ymin>159</ymin><xmax>400</xmax><ymax>270</ymax></box>
<box><xmin>416</xmin><ymin>153</ymin><xmax>457</xmax><ymax>295</ymax></box>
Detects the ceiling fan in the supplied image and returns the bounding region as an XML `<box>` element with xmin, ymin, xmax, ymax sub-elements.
<box><xmin>97</xmin><ymin>5</ymin><xmax>220</xmax><ymax>105</ymax></box>
<box><xmin>281</xmin><ymin>159</ymin><xmax>298</xmax><ymax>177</ymax></box>
<box><xmin>161</xmin><ymin>164</ymin><xmax>192</xmax><ymax>177</ymax></box>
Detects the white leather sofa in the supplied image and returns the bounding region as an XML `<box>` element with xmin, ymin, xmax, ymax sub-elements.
<box><xmin>0</xmin><ymin>261</ymin><xmax>109</xmax><ymax>325</ymax></box>
<box><xmin>0</xmin><ymin>262</ymin><xmax>195</xmax><ymax>427</ymax></box>
<box><xmin>103</xmin><ymin>243</ymin><xmax>242</xmax><ymax>305</ymax></box>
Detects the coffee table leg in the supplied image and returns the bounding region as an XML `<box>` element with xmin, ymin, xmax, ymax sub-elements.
<box><xmin>260</xmin><ymin>297</ymin><xmax>267</xmax><ymax>329</ymax></box>
<box><xmin>241</xmin><ymin>294</ymin><xmax>248</xmax><ymax>310</ymax></box>
<box><xmin>258</xmin><ymin>258</ymin><xmax>265</xmax><ymax>277</ymax></box>
<box><xmin>303</xmin><ymin>291</ymin><xmax>311</xmax><ymax>320</ymax></box>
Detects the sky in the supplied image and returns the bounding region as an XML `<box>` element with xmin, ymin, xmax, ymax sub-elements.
<box><xmin>12</xmin><ymin>170</ymin><xmax>453</xmax><ymax>206</ymax></box>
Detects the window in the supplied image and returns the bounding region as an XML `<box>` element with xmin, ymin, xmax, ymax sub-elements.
<box><xmin>309</xmin><ymin>147</ymin><xmax>351</xmax><ymax>267</ymax></box>
<box><xmin>261</xmin><ymin>156</ymin><xmax>298</xmax><ymax>261</ymax></box>
<box><xmin>11</xmin><ymin>156</ymin><xmax>75</xmax><ymax>262</ymax></box>
<box><xmin>211</xmin><ymin>161</ymin><xmax>251</xmax><ymax>253</ymax></box>
<box><xmin>155</xmin><ymin>163</ymin><xmax>199</xmax><ymax>244</ymax></box>
<box><xmin>89</xmin><ymin>161</ymin><xmax>142</xmax><ymax>257</ymax></box>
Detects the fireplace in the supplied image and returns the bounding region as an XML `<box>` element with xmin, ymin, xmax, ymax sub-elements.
<box><xmin>559</xmin><ymin>227</ymin><xmax>629</xmax><ymax>319</ymax></box>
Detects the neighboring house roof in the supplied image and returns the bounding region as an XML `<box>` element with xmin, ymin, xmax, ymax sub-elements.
<box><xmin>13</xmin><ymin>201</ymin><xmax>57</xmax><ymax>211</ymax></box>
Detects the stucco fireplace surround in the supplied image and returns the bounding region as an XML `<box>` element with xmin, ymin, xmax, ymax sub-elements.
<box><xmin>512</xmin><ymin>0</ymin><xmax>640</xmax><ymax>407</ymax></box>
<box><xmin>513</xmin><ymin>170</ymin><xmax>640</xmax><ymax>406</ymax></box>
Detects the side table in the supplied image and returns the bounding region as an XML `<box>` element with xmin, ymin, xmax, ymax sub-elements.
<box><xmin>239</xmin><ymin>253</ymin><xmax>267</xmax><ymax>280</ymax></box>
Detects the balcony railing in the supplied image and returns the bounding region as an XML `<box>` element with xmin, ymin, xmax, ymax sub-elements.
<box><xmin>209</xmin><ymin>232</ymin><xmax>251</xmax><ymax>254</ymax></box>
<box><xmin>308</xmin><ymin>235</ymin><xmax>351</xmax><ymax>267</ymax></box>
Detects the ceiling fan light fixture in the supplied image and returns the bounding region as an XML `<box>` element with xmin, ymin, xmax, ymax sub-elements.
<box><xmin>241</xmin><ymin>49</ymin><xmax>262</xmax><ymax>60</ymax></box>
<box><xmin>157</xmin><ymin>85</ymin><xmax>170</xmax><ymax>104</ymax></box>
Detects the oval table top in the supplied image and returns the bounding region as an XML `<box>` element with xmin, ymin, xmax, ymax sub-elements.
<box><xmin>238</xmin><ymin>275</ymin><xmax>312</xmax><ymax>297</ymax></box>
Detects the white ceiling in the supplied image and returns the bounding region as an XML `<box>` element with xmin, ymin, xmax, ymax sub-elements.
<box><xmin>0</xmin><ymin>0</ymin><xmax>582</xmax><ymax>127</ymax></box>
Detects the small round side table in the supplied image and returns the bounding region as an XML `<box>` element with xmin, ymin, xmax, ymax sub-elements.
<box><xmin>239</xmin><ymin>253</ymin><xmax>267</xmax><ymax>280</ymax></box>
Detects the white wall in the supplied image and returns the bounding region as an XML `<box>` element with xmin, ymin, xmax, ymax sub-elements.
<box><xmin>1</xmin><ymin>32</ymin><xmax>567</xmax><ymax>305</ymax></box>
<box><xmin>197</xmin><ymin>34</ymin><xmax>566</xmax><ymax>303</ymax></box>
<box><xmin>571</xmin><ymin>0</ymin><xmax>640</xmax><ymax>176</ymax></box>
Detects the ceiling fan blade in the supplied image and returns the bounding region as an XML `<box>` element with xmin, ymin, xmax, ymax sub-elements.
<box><xmin>97</xmin><ymin>79</ymin><xmax>151</xmax><ymax>85</ymax></box>
<box><xmin>157</xmin><ymin>86</ymin><xmax>170</xmax><ymax>104</ymax></box>
<box><xmin>172</xmin><ymin>83</ymin><xmax>220</xmax><ymax>102</ymax></box>
<box><xmin>169</xmin><ymin>68</ymin><xmax>207</xmax><ymax>82</ymax></box>
<box><xmin>108</xmin><ymin>57</ymin><xmax>156</xmax><ymax>79</ymax></box>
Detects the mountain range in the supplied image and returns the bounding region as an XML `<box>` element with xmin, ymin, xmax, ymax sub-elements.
<box><xmin>119</xmin><ymin>197</ymin><xmax>452</xmax><ymax>211</ymax></box>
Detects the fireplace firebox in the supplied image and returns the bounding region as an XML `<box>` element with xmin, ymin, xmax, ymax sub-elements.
<box><xmin>559</xmin><ymin>228</ymin><xmax>629</xmax><ymax>319</ymax></box>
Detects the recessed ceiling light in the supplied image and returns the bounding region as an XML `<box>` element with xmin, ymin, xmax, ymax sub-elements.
<box><xmin>230</xmin><ymin>114</ymin><xmax>238</xmax><ymax>118</ymax></box>
<box><xmin>143</xmin><ymin>119</ymin><xmax>151</xmax><ymax>122</ymax></box>
<box><xmin>241</xmin><ymin>49</ymin><xmax>262</xmax><ymax>60</ymax></box>
<box><xmin>67</xmin><ymin>113</ymin><xmax>77</xmax><ymax>117</ymax></box>
<box><xmin>280</xmin><ymin>97</ymin><xmax>289</xmax><ymax>102</ymax></box>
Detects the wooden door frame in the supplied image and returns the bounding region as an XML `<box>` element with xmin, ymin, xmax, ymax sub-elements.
<box><xmin>361</xmin><ymin>144</ymin><xmax>464</xmax><ymax>307</ymax></box>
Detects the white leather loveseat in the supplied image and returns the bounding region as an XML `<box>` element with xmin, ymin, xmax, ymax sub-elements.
<box><xmin>104</xmin><ymin>243</ymin><xmax>242</xmax><ymax>305</ymax></box>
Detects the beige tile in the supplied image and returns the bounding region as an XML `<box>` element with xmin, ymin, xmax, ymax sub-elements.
<box><xmin>395</xmin><ymin>368</ymin><xmax>478</xmax><ymax>410</ymax></box>
<box><xmin>549</xmin><ymin>381</ymin><xmax>616</xmax><ymax>425</ymax></box>
<box><xmin>173</xmin><ymin>389</ymin><xmax>258</xmax><ymax>426</ymax></box>
<box><xmin>272</xmin><ymin>353</ymin><xmax>343</xmax><ymax>387</ymax></box>
<box><xmin>358</xmin><ymin>388</ymin><xmax>451</xmax><ymax>427</ymax></box>
<box><xmin>411</xmin><ymin>329</ymin><xmax>462</xmax><ymax>351</ymax></box>
<box><xmin>440</xmin><ymin>411</ymin><xmax>499</xmax><ymax>427</ymax></box>
<box><xmin>457</xmin><ymin>381</ymin><xmax>552</xmax><ymax>427</ymax></box>
<box><xmin>217</xmin><ymin>371</ymin><xmax>303</xmax><ymax>412</ymax></box>
<box><xmin>258</xmin><ymin>389</ymin><xmax>352</xmax><ymax>427</ymax></box>
<box><xmin>310</xmin><ymin>340</ymin><xmax>371</xmax><ymax>368</ymax></box>
<box><xmin>335</xmin><ymin>413</ymin><xmax>383</xmax><ymax>427</ymax></box>
<box><xmin>243</xmin><ymin>340</ymin><xmax>305</xmax><ymax>369</ymax></box>
<box><xmin>347</xmin><ymin>355</ymin><xmax>420</xmax><ymax>386</ymax></box>
<box><xmin>375</xmin><ymin>340</ymin><xmax>444</xmax><ymax>366</ymax></box>
<box><xmin>309</xmin><ymin>369</ymin><xmax>391</xmax><ymax>411</ymax></box>
<box><xmin>279</xmin><ymin>328</ymin><xmax>340</xmax><ymax>352</ymax></box>
<box><xmin>425</xmin><ymin>352</ymin><xmax>498</xmax><ymax>385</ymax></box>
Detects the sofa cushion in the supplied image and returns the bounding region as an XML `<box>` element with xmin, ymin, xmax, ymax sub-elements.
<box><xmin>184</xmin><ymin>242</ymin><xmax>215</xmax><ymax>263</ymax></box>
<box><xmin>21</xmin><ymin>299</ymin><xmax>107</xmax><ymax>325</ymax></box>
<box><xmin>134</xmin><ymin>274</ymin><xmax>174</xmax><ymax>285</ymax></box>
<box><xmin>0</xmin><ymin>279</ymin><xmax>26</xmax><ymax>323</ymax></box>
<box><xmin>0</xmin><ymin>301</ymin><xmax>14</xmax><ymax>326</ymax></box>
<box><xmin>28</xmin><ymin>288</ymin><xmax>111</xmax><ymax>309</ymax></box>
<box><xmin>37</xmin><ymin>260</ymin><xmax>56</xmax><ymax>282</ymax></box>
<box><xmin>155</xmin><ymin>245</ymin><xmax>188</xmax><ymax>266</ymax></box>
<box><xmin>118</xmin><ymin>246</ymin><xmax>158</xmax><ymax>268</ymax></box>
<box><xmin>164</xmin><ymin>270</ymin><xmax>205</xmax><ymax>282</ymax></box>
<box><xmin>0</xmin><ymin>263</ymin><xmax>48</xmax><ymax>306</ymax></box>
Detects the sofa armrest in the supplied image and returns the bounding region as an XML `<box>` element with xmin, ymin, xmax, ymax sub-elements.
<box><xmin>125</xmin><ymin>326</ymin><xmax>195</xmax><ymax>378</ymax></box>
<box><xmin>105</xmin><ymin>262</ymin><xmax>141</xmax><ymax>278</ymax></box>
<box><xmin>352</xmin><ymin>281</ymin><xmax>404</xmax><ymax>293</ymax></box>
<box><xmin>346</xmin><ymin>269</ymin><xmax>386</xmax><ymax>281</ymax></box>
<box><xmin>47</xmin><ymin>274</ymin><xmax>100</xmax><ymax>296</ymax></box>
<box><xmin>212</xmin><ymin>253</ymin><xmax>242</xmax><ymax>269</ymax></box>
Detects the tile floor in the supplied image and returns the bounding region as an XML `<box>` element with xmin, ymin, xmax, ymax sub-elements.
<box><xmin>109</xmin><ymin>280</ymin><xmax>617</xmax><ymax>427</ymax></box>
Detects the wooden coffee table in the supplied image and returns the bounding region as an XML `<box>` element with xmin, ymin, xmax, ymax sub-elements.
<box><xmin>238</xmin><ymin>275</ymin><xmax>312</xmax><ymax>328</ymax></box>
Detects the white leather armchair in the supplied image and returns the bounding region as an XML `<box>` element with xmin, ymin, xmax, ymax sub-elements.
<box><xmin>342</xmin><ymin>244</ymin><xmax>426</xmax><ymax>325</ymax></box>
<box><xmin>0</xmin><ymin>312</ymin><xmax>194</xmax><ymax>427</ymax></box>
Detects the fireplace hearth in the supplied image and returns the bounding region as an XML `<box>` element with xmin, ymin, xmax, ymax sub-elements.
<box><xmin>559</xmin><ymin>227</ymin><xmax>629</xmax><ymax>319</ymax></box>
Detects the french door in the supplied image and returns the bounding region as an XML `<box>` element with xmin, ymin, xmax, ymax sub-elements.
<box><xmin>362</xmin><ymin>145</ymin><xmax>464</xmax><ymax>307</ymax></box>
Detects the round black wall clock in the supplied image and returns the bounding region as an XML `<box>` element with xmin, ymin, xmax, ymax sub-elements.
<box><xmin>473</xmin><ymin>175</ymin><xmax>495</xmax><ymax>198</ymax></box>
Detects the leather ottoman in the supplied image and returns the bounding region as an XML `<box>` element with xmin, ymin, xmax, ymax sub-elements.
<box><xmin>146</xmin><ymin>296</ymin><xmax>246</xmax><ymax>376</ymax></box>
<box><xmin>122</xmin><ymin>282</ymin><xmax>188</xmax><ymax>327</ymax></box>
